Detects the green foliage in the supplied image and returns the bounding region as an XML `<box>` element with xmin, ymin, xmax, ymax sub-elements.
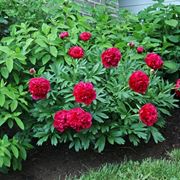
<box><xmin>137</xmin><ymin>2</ymin><xmax>180</xmax><ymax>80</ymax></box>
<box><xmin>74</xmin><ymin>149</ymin><xmax>180</xmax><ymax>180</ymax></box>
<box><xmin>31</xmin><ymin>49</ymin><xmax>177</xmax><ymax>152</ymax></box>
<box><xmin>0</xmin><ymin>0</ymin><xmax>179</xmax><ymax>172</ymax></box>
<box><xmin>0</xmin><ymin>135</ymin><xmax>32</xmax><ymax>173</ymax></box>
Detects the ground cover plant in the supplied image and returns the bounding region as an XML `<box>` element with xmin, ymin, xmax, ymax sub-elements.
<box><xmin>75</xmin><ymin>149</ymin><xmax>180</xmax><ymax>180</ymax></box>
<box><xmin>0</xmin><ymin>0</ymin><xmax>179</xmax><ymax>172</ymax></box>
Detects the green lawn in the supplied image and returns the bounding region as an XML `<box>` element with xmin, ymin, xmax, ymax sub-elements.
<box><xmin>72</xmin><ymin>149</ymin><xmax>180</xmax><ymax>180</ymax></box>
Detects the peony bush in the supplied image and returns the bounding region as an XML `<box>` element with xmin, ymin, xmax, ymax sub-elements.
<box><xmin>30</xmin><ymin>38</ymin><xmax>178</xmax><ymax>152</ymax></box>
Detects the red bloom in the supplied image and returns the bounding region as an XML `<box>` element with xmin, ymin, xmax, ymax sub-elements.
<box><xmin>73</xmin><ymin>82</ymin><xmax>96</xmax><ymax>105</ymax></box>
<box><xmin>175</xmin><ymin>79</ymin><xmax>180</xmax><ymax>97</ymax></box>
<box><xmin>53</xmin><ymin>110</ymin><xmax>69</xmax><ymax>132</ymax></box>
<box><xmin>79</xmin><ymin>32</ymin><xmax>92</xmax><ymax>41</ymax></box>
<box><xmin>129</xmin><ymin>70</ymin><xmax>149</xmax><ymax>94</ymax></box>
<box><xmin>28</xmin><ymin>77</ymin><xmax>50</xmax><ymax>100</ymax></box>
<box><xmin>137</xmin><ymin>46</ymin><xmax>144</xmax><ymax>54</ymax></box>
<box><xmin>67</xmin><ymin>108</ymin><xmax>92</xmax><ymax>132</ymax></box>
<box><xmin>128</xmin><ymin>42</ymin><xmax>135</xmax><ymax>48</ymax></box>
<box><xmin>101</xmin><ymin>48</ymin><xmax>122</xmax><ymax>68</ymax></box>
<box><xmin>139</xmin><ymin>103</ymin><xmax>158</xmax><ymax>126</ymax></box>
<box><xmin>68</xmin><ymin>46</ymin><xmax>84</xmax><ymax>59</ymax></box>
<box><xmin>59</xmin><ymin>31</ymin><xmax>69</xmax><ymax>39</ymax></box>
<box><xmin>145</xmin><ymin>53</ymin><xmax>163</xmax><ymax>70</ymax></box>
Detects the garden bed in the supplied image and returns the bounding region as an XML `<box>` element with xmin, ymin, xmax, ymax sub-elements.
<box><xmin>0</xmin><ymin>108</ymin><xmax>179</xmax><ymax>180</ymax></box>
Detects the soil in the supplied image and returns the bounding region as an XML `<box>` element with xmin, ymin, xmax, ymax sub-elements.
<box><xmin>0</xmin><ymin>109</ymin><xmax>179</xmax><ymax>180</ymax></box>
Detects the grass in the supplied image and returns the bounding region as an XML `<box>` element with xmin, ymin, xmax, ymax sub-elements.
<box><xmin>70</xmin><ymin>149</ymin><xmax>180</xmax><ymax>180</ymax></box>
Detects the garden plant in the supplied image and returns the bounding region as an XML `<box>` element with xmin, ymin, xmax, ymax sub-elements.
<box><xmin>0</xmin><ymin>0</ymin><xmax>179</xmax><ymax>173</ymax></box>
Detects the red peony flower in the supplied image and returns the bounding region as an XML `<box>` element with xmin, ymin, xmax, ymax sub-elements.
<box><xmin>101</xmin><ymin>47</ymin><xmax>122</xmax><ymax>68</ymax></box>
<box><xmin>139</xmin><ymin>103</ymin><xmax>158</xmax><ymax>126</ymax></box>
<box><xmin>137</xmin><ymin>46</ymin><xmax>144</xmax><ymax>54</ymax></box>
<box><xmin>67</xmin><ymin>108</ymin><xmax>92</xmax><ymax>132</ymax></box>
<box><xmin>79</xmin><ymin>32</ymin><xmax>92</xmax><ymax>41</ymax></box>
<box><xmin>73</xmin><ymin>82</ymin><xmax>96</xmax><ymax>105</ymax></box>
<box><xmin>59</xmin><ymin>31</ymin><xmax>69</xmax><ymax>39</ymax></box>
<box><xmin>29</xmin><ymin>68</ymin><xmax>36</xmax><ymax>75</ymax></box>
<box><xmin>129</xmin><ymin>70</ymin><xmax>149</xmax><ymax>94</ymax></box>
<box><xmin>28</xmin><ymin>77</ymin><xmax>50</xmax><ymax>100</ymax></box>
<box><xmin>68</xmin><ymin>46</ymin><xmax>84</xmax><ymax>59</ymax></box>
<box><xmin>175</xmin><ymin>79</ymin><xmax>180</xmax><ymax>97</ymax></box>
<box><xmin>128</xmin><ymin>42</ymin><xmax>135</xmax><ymax>48</ymax></box>
<box><xmin>53</xmin><ymin>110</ymin><xmax>69</xmax><ymax>132</ymax></box>
<box><xmin>145</xmin><ymin>53</ymin><xmax>164</xmax><ymax>70</ymax></box>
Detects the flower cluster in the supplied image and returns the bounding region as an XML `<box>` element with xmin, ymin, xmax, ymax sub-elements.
<box><xmin>79</xmin><ymin>32</ymin><xmax>92</xmax><ymax>41</ymax></box>
<box><xmin>101</xmin><ymin>47</ymin><xmax>122</xmax><ymax>68</ymax></box>
<box><xmin>73</xmin><ymin>82</ymin><xmax>96</xmax><ymax>105</ymax></box>
<box><xmin>145</xmin><ymin>53</ymin><xmax>163</xmax><ymax>70</ymax></box>
<box><xmin>139</xmin><ymin>103</ymin><xmax>158</xmax><ymax>126</ymax></box>
<box><xmin>128</xmin><ymin>70</ymin><xmax>149</xmax><ymax>94</ymax></box>
<box><xmin>28</xmin><ymin>77</ymin><xmax>50</xmax><ymax>100</ymax></box>
<box><xmin>68</xmin><ymin>46</ymin><xmax>84</xmax><ymax>59</ymax></box>
<box><xmin>53</xmin><ymin>108</ymin><xmax>92</xmax><ymax>132</ymax></box>
<box><xmin>137</xmin><ymin>46</ymin><xmax>144</xmax><ymax>53</ymax></box>
<box><xmin>29</xmin><ymin>32</ymin><xmax>176</xmax><ymax>134</ymax></box>
<box><xmin>59</xmin><ymin>31</ymin><xmax>69</xmax><ymax>39</ymax></box>
<box><xmin>53</xmin><ymin>110</ymin><xmax>69</xmax><ymax>132</ymax></box>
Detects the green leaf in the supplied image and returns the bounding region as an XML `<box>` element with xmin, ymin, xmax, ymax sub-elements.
<box><xmin>0</xmin><ymin>118</ymin><xmax>7</xmax><ymax>126</ymax></box>
<box><xmin>50</xmin><ymin>46</ymin><xmax>58</xmax><ymax>57</ymax></box>
<box><xmin>24</xmin><ymin>38</ymin><xmax>33</xmax><ymax>50</ymax></box>
<box><xmin>6</xmin><ymin>59</ymin><xmax>13</xmax><ymax>72</ymax></box>
<box><xmin>42</xmin><ymin>23</ymin><xmax>50</xmax><ymax>35</ymax></box>
<box><xmin>114</xmin><ymin>137</ymin><xmax>125</xmax><ymax>145</ymax></box>
<box><xmin>30</xmin><ymin>57</ymin><xmax>36</xmax><ymax>65</ymax></box>
<box><xmin>0</xmin><ymin>93</ymin><xmax>5</xmax><ymax>107</ymax></box>
<box><xmin>150</xmin><ymin>127</ymin><xmax>165</xmax><ymax>143</ymax></box>
<box><xmin>14</xmin><ymin>117</ymin><xmax>24</xmax><ymax>130</ymax></box>
<box><xmin>37</xmin><ymin>136</ymin><xmax>49</xmax><ymax>146</ymax></box>
<box><xmin>164</xmin><ymin>61</ymin><xmax>180</xmax><ymax>73</ymax></box>
<box><xmin>0</xmin><ymin>158</ymin><xmax>3</xmax><ymax>167</ymax></box>
<box><xmin>35</xmin><ymin>39</ymin><xmax>47</xmax><ymax>48</ymax></box>
<box><xmin>11</xmin><ymin>145</ymin><xmax>19</xmax><ymax>158</ymax></box>
<box><xmin>10</xmin><ymin>100</ymin><xmax>18</xmax><ymax>112</ymax></box>
<box><xmin>3</xmin><ymin>156</ymin><xmax>11</xmax><ymax>167</ymax></box>
<box><xmin>19</xmin><ymin>147</ymin><xmax>27</xmax><ymax>160</ymax></box>
<box><xmin>8</xmin><ymin>120</ymin><xmax>14</xmax><ymax>128</ymax></box>
<box><xmin>95</xmin><ymin>136</ymin><xmax>105</xmax><ymax>152</ymax></box>
<box><xmin>165</xmin><ymin>19</ymin><xmax>178</xmax><ymax>27</ymax></box>
<box><xmin>64</xmin><ymin>56</ymin><xmax>72</xmax><ymax>65</ymax></box>
<box><xmin>51</xmin><ymin>135</ymin><xmax>58</xmax><ymax>146</ymax></box>
<box><xmin>167</xmin><ymin>35</ymin><xmax>179</xmax><ymax>43</ymax></box>
<box><xmin>13</xmin><ymin>72</ymin><xmax>20</xmax><ymax>84</ymax></box>
<box><xmin>96</xmin><ymin>112</ymin><xmax>109</xmax><ymax>119</ymax></box>
<box><xmin>42</xmin><ymin>54</ymin><xmax>51</xmax><ymax>65</ymax></box>
<box><xmin>0</xmin><ymin>46</ymin><xmax>11</xmax><ymax>54</ymax></box>
<box><xmin>3</xmin><ymin>88</ymin><xmax>15</xmax><ymax>99</ymax></box>
<box><xmin>1</xmin><ymin>67</ymin><xmax>9</xmax><ymax>79</ymax></box>
<box><xmin>152</xmin><ymin>131</ymin><xmax>165</xmax><ymax>143</ymax></box>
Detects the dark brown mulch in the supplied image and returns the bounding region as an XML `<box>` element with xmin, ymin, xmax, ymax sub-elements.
<box><xmin>0</xmin><ymin>109</ymin><xmax>179</xmax><ymax>180</ymax></box>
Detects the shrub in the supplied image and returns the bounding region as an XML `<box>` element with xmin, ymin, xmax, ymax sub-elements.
<box><xmin>0</xmin><ymin>135</ymin><xmax>32</xmax><ymax>173</ymax></box>
<box><xmin>137</xmin><ymin>1</ymin><xmax>180</xmax><ymax>80</ymax></box>
<box><xmin>30</xmin><ymin>46</ymin><xmax>177</xmax><ymax>152</ymax></box>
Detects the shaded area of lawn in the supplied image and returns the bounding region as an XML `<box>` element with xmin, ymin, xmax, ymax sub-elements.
<box><xmin>76</xmin><ymin>149</ymin><xmax>180</xmax><ymax>180</ymax></box>
<box><xmin>0</xmin><ymin>109</ymin><xmax>179</xmax><ymax>180</ymax></box>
